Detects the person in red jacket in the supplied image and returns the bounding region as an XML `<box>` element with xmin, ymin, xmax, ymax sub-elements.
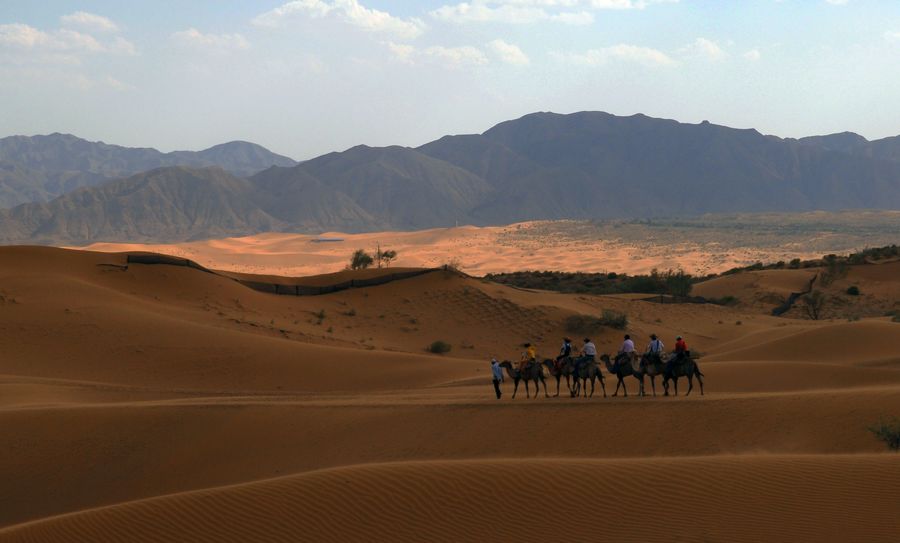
<box><xmin>666</xmin><ymin>336</ymin><xmax>689</xmax><ymax>375</ymax></box>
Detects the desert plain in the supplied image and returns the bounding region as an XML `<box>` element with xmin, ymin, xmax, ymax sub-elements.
<box><xmin>1</xmin><ymin>235</ymin><xmax>899</xmax><ymax>542</ymax></box>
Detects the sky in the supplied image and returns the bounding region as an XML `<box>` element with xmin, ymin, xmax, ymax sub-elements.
<box><xmin>1</xmin><ymin>0</ymin><xmax>899</xmax><ymax>160</ymax></box>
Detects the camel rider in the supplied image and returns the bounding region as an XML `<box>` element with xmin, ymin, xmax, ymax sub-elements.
<box><xmin>613</xmin><ymin>334</ymin><xmax>635</xmax><ymax>373</ymax></box>
<box><xmin>555</xmin><ymin>337</ymin><xmax>573</xmax><ymax>370</ymax></box>
<box><xmin>574</xmin><ymin>338</ymin><xmax>596</xmax><ymax>373</ymax></box>
<box><xmin>666</xmin><ymin>335</ymin><xmax>688</xmax><ymax>374</ymax></box>
<box><xmin>518</xmin><ymin>343</ymin><xmax>537</xmax><ymax>373</ymax></box>
<box><xmin>646</xmin><ymin>334</ymin><xmax>665</xmax><ymax>360</ymax></box>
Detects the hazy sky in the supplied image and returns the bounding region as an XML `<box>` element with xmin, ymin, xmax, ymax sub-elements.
<box><xmin>2</xmin><ymin>0</ymin><xmax>899</xmax><ymax>159</ymax></box>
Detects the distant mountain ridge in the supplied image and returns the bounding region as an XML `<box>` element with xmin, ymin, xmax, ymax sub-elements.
<box><xmin>1</xmin><ymin>111</ymin><xmax>900</xmax><ymax>244</ymax></box>
<box><xmin>0</xmin><ymin>134</ymin><xmax>296</xmax><ymax>207</ymax></box>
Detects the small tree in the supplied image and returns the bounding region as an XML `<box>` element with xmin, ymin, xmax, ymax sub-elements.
<box><xmin>350</xmin><ymin>249</ymin><xmax>374</xmax><ymax>270</ymax></box>
<box><xmin>379</xmin><ymin>249</ymin><xmax>397</xmax><ymax>268</ymax></box>
<box><xmin>801</xmin><ymin>290</ymin><xmax>827</xmax><ymax>320</ymax></box>
<box><xmin>665</xmin><ymin>269</ymin><xmax>693</xmax><ymax>298</ymax></box>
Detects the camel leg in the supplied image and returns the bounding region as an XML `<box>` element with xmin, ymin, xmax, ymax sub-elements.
<box><xmin>638</xmin><ymin>375</ymin><xmax>645</xmax><ymax>397</ymax></box>
<box><xmin>554</xmin><ymin>376</ymin><xmax>560</xmax><ymax>397</ymax></box>
<box><xmin>686</xmin><ymin>375</ymin><xmax>694</xmax><ymax>396</ymax></box>
<box><xmin>599</xmin><ymin>377</ymin><xmax>607</xmax><ymax>398</ymax></box>
<box><xmin>612</xmin><ymin>378</ymin><xmax>621</xmax><ymax>397</ymax></box>
<box><xmin>674</xmin><ymin>377</ymin><xmax>679</xmax><ymax>396</ymax></box>
<box><xmin>512</xmin><ymin>379</ymin><xmax>519</xmax><ymax>399</ymax></box>
<box><xmin>697</xmin><ymin>372</ymin><xmax>705</xmax><ymax>396</ymax></box>
<box><xmin>525</xmin><ymin>380</ymin><xmax>531</xmax><ymax>399</ymax></box>
<box><xmin>622</xmin><ymin>377</ymin><xmax>628</xmax><ymax>397</ymax></box>
<box><xmin>541</xmin><ymin>377</ymin><xmax>549</xmax><ymax>398</ymax></box>
<box><xmin>650</xmin><ymin>375</ymin><xmax>657</xmax><ymax>397</ymax></box>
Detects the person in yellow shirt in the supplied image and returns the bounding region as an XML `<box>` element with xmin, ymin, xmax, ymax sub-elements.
<box><xmin>518</xmin><ymin>343</ymin><xmax>537</xmax><ymax>373</ymax></box>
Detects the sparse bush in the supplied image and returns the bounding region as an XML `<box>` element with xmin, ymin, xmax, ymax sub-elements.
<box><xmin>820</xmin><ymin>254</ymin><xmax>848</xmax><ymax>286</ymax></box>
<box><xmin>599</xmin><ymin>309</ymin><xmax>628</xmax><ymax>330</ymax></box>
<box><xmin>708</xmin><ymin>295</ymin><xmax>739</xmax><ymax>306</ymax></box>
<box><xmin>801</xmin><ymin>290</ymin><xmax>827</xmax><ymax>320</ymax></box>
<box><xmin>868</xmin><ymin>417</ymin><xmax>900</xmax><ymax>451</ymax></box>
<box><xmin>789</xmin><ymin>258</ymin><xmax>801</xmax><ymax>269</ymax></box>
<box><xmin>427</xmin><ymin>340</ymin><xmax>452</xmax><ymax>354</ymax></box>
<box><xmin>565</xmin><ymin>314</ymin><xmax>603</xmax><ymax>335</ymax></box>
<box><xmin>344</xmin><ymin>308</ymin><xmax>357</xmax><ymax>317</ymax></box>
<box><xmin>735</xmin><ymin>320</ymin><xmax>742</xmax><ymax>325</ymax></box>
<box><xmin>441</xmin><ymin>257</ymin><xmax>463</xmax><ymax>272</ymax></box>
<box><xmin>846</xmin><ymin>286</ymin><xmax>860</xmax><ymax>296</ymax></box>
<box><xmin>314</xmin><ymin>309</ymin><xmax>326</xmax><ymax>320</ymax></box>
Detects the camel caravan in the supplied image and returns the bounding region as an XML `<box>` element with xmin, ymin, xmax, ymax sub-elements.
<box><xmin>489</xmin><ymin>335</ymin><xmax>704</xmax><ymax>400</ymax></box>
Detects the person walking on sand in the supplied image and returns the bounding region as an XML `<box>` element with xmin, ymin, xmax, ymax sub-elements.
<box><xmin>491</xmin><ymin>358</ymin><xmax>504</xmax><ymax>399</ymax></box>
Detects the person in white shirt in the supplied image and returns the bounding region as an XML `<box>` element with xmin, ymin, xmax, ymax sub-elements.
<box><xmin>646</xmin><ymin>334</ymin><xmax>665</xmax><ymax>356</ymax></box>
<box><xmin>490</xmin><ymin>358</ymin><xmax>504</xmax><ymax>399</ymax></box>
<box><xmin>573</xmin><ymin>338</ymin><xmax>597</xmax><ymax>373</ymax></box>
<box><xmin>614</xmin><ymin>334</ymin><xmax>636</xmax><ymax>372</ymax></box>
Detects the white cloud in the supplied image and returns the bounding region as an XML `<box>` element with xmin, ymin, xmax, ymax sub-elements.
<box><xmin>253</xmin><ymin>0</ymin><xmax>425</xmax><ymax>39</ymax></box>
<box><xmin>431</xmin><ymin>0</ymin><xmax>676</xmax><ymax>24</ymax></box>
<box><xmin>555</xmin><ymin>44</ymin><xmax>676</xmax><ymax>67</ymax></box>
<box><xmin>424</xmin><ymin>45</ymin><xmax>489</xmax><ymax>66</ymax></box>
<box><xmin>387</xmin><ymin>42</ymin><xmax>489</xmax><ymax>67</ymax></box>
<box><xmin>824</xmin><ymin>0</ymin><xmax>849</xmax><ymax>5</ymax></box>
<box><xmin>0</xmin><ymin>23</ymin><xmax>135</xmax><ymax>55</ymax></box>
<box><xmin>0</xmin><ymin>23</ymin><xmax>50</xmax><ymax>48</ymax></box>
<box><xmin>743</xmin><ymin>48</ymin><xmax>761</xmax><ymax>61</ymax></box>
<box><xmin>60</xmin><ymin>12</ymin><xmax>119</xmax><ymax>33</ymax></box>
<box><xmin>679</xmin><ymin>37</ymin><xmax>726</xmax><ymax>61</ymax></box>
<box><xmin>885</xmin><ymin>31</ymin><xmax>900</xmax><ymax>42</ymax></box>
<box><xmin>172</xmin><ymin>28</ymin><xmax>250</xmax><ymax>51</ymax></box>
<box><xmin>550</xmin><ymin>11</ymin><xmax>594</xmax><ymax>24</ymax></box>
<box><xmin>387</xmin><ymin>41</ymin><xmax>415</xmax><ymax>63</ymax></box>
<box><xmin>430</xmin><ymin>3</ymin><xmax>594</xmax><ymax>24</ymax></box>
<box><xmin>488</xmin><ymin>39</ymin><xmax>529</xmax><ymax>65</ymax></box>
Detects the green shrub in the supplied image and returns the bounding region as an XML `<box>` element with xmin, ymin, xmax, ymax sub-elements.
<box><xmin>869</xmin><ymin>417</ymin><xmax>900</xmax><ymax>451</ymax></box>
<box><xmin>846</xmin><ymin>286</ymin><xmax>860</xmax><ymax>296</ymax></box>
<box><xmin>427</xmin><ymin>340</ymin><xmax>452</xmax><ymax>354</ymax></box>
<box><xmin>599</xmin><ymin>309</ymin><xmax>628</xmax><ymax>330</ymax></box>
<box><xmin>565</xmin><ymin>314</ymin><xmax>603</xmax><ymax>334</ymax></box>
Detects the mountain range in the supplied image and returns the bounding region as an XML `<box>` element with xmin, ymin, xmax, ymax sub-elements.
<box><xmin>0</xmin><ymin>134</ymin><xmax>296</xmax><ymax>207</ymax></box>
<box><xmin>2</xmin><ymin>111</ymin><xmax>900</xmax><ymax>244</ymax></box>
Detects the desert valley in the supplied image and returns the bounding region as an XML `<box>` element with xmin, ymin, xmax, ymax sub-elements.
<box><xmin>1</xmin><ymin>240</ymin><xmax>899</xmax><ymax>541</ymax></box>
<box><xmin>3</xmin><ymin>1</ymin><xmax>900</xmax><ymax>540</ymax></box>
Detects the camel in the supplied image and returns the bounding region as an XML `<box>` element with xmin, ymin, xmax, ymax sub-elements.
<box><xmin>636</xmin><ymin>352</ymin><xmax>666</xmax><ymax>397</ymax></box>
<box><xmin>568</xmin><ymin>358</ymin><xmax>607</xmax><ymax>399</ymax></box>
<box><xmin>599</xmin><ymin>353</ymin><xmax>642</xmax><ymax>397</ymax></box>
<box><xmin>499</xmin><ymin>360</ymin><xmax>549</xmax><ymax>399</ymax></box>
<box><xmin>541</xmin><ymin>358</ymin><xmax>574</xmax><ymax>397</ymax></box>
<box><xmin>662</xmin><ymin>355</ymin><xmax>704</xmax><ymax>396</ymax></box>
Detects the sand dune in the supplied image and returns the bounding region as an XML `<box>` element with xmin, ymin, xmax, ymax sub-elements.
<box><xmin>1</xmin><ymin>246</ymin><xmax>899</xmax><ymax>541</ymax></box>
<box><xmin>3</xmin><ymin>456</ymin><xmax>898</xmax><ymax>543</ymax></box>
<box><xmin>75</xmin><ymin>221</ymin><xmax>837</xmax><ymax>277</ymax></box>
